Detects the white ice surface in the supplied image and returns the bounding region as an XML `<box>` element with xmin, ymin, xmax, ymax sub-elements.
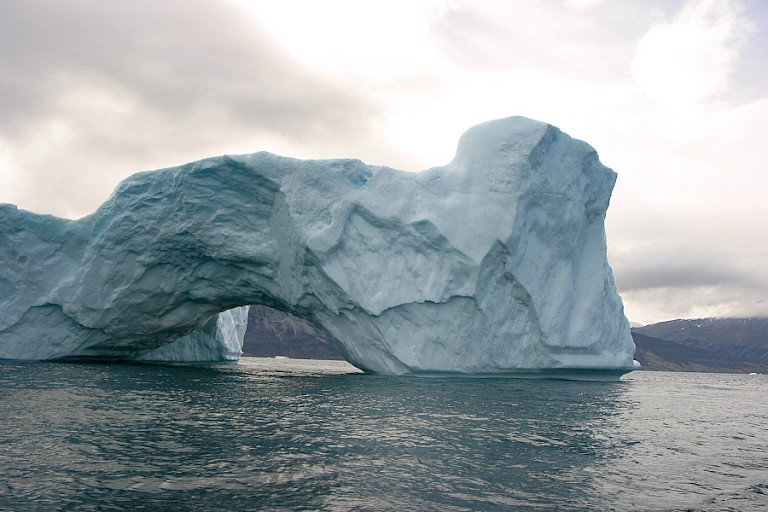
<box><xmin>0</xmin><ymin>116</ymin><xmax>635</xmax><ymax>374</ymax></box>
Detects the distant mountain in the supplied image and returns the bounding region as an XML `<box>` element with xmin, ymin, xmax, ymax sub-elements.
<box><xmin>631</xmin><ymin>331</ymin><xmax>768</xmax><ymax>373</ymax></box>
<box><xmin>242</xmin><ymin>306</ymin><xmax>344</xmax><ymax>359</ymax></box>
<box><xmin>634</xmin><ymin>317</ymin><xmax>768</xmax><ymax>364</ymax></box>
<box><xmin>242</xmin><ymin>308</ymin><xmax>768</xmax><ymax>372</ymax></box>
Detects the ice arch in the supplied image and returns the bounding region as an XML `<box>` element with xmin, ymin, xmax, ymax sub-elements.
<box><xmin>0</xmin><ymin>117</ymin><xmax>636</xmax><ymax>376</ymax></box>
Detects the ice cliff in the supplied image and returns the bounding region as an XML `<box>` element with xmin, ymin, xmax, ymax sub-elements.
<box><xmin>0</xmin><ymin>116</ymin><xmax>636</xmax><ymax>375</ymax></box>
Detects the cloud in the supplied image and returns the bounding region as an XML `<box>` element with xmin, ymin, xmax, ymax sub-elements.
<box><xmin>608</xmin><ymin>199</ymin><xmax>768</xmax><ymax>324</ymax></box>
<box><xmin>1</xmin><ymin>0</ymin><xmax>380</xmax><ymax>135</ymax></box>
<box><xmin>620</xmin><ymin>284</ymin><xmax>768</xmax><ymax>324</ymax></box>
<box><xmin>432</xmin><ymin>1</ymin><xmax>629</xmax><ymax>79</ymax></box>
<box><xmin>632</xmin><ymin>0</ymin><xmax>753</xmax><ymax>105</ymax></box>
<box><xmin>563</xmin><ymin>0</ymin><xmax>603</xmax><ymax>10</ymax></box>
<box><xmin>0</xmin><ymin>0</ymin><xmax>765</xmax><ymax>324</ymax></box>
<box><xmin>594</xmin><ymin>0</ymin><xmax>768</xmax><ymax>322</ymax></box>
<box><xmin>0</xmin><ymin>0</ymin><xmax>381</xmax><ymax>217</ymax></box>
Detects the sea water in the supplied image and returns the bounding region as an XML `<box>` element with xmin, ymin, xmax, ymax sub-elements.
<box><xmin>0</xmin><ymin>358</ymin><xmax>766</xmax><ymax>511</ymax></box>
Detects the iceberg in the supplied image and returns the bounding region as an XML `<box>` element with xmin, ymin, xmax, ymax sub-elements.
<box><xmin>0</xmin><ymin>116</ymin><xmax>636</xmax><ymax>376</ymax></box>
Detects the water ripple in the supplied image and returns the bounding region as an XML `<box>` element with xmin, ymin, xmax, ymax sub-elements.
<box><xmin>0</xmin><ymin>361</ymin><xmax>766</xmax><ymax>511</ymax></box>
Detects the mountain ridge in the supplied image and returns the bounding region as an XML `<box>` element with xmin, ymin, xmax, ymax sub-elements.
<box><xmin>631</xmin><ymin>331</ymin><xmax>768</xmax><ymax>373</ymax></box>
<box><xmin>243</xmin><ymin>308</ymin><xmax>768</xmax><ymax>373</ymax></box>
<box><xmin>634</xmin><ymin>317</ymin><xmax>768</xmax><ymax>365</ymax></box>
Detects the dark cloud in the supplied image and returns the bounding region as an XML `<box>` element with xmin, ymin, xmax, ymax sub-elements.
<box><xmin>613</xmin><ymin>252</ymin><xmax>756</xmax><ymax>292</ymax></box>
<box><xmin>0</xmin><ymin>0</ymin><xmax>383</xmax><ymax>217</ymax></box>
<box><xmin>612</xmin><ymin>250</ymin><xmax>768</xmax><ymax>322</ymax></box>
<box><xmin>0</xmin><ymin>0</ymin><xmax>378</xmax><ymax>146</ymax></box>
<box><xmin>608</xmin><ymin>213</ymin><xmax>768</xmax><ymax>321</ymax></box>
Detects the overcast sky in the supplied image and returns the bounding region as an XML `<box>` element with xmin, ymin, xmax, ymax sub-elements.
<box><xmin>1</xmin><ymin>0</ymin><xmax>766</xmax><ymax>324</ymax></box>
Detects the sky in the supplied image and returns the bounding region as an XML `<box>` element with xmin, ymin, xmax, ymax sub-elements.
<box><xmin>1</xmin><ymin>0</ymin><xmax>766</xmax><ymax>325</ymax></box>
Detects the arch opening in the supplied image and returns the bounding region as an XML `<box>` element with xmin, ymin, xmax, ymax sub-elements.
<box><xmin>242</xmin><ymin>305</ymin><xmax>345</xmax><ymax>361</ymax></box>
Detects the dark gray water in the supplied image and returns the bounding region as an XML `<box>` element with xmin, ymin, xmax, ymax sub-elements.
<box><xmin>0</xmin><ymin>358</ymin><xmax>766</xmax><ymax>512</ymax></box>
